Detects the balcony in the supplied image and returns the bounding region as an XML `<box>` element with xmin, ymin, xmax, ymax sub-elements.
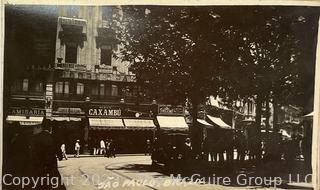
<box><xmin>55</xmin><ymin>63</ymin><xmax>87</xmax><ymax>71</ymax></box>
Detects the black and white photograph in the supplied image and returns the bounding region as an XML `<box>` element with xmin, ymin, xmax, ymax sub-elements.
<box><xmin>1</xmin><ymin>1</ymin><xmax>320</xmax><ymax>190</ymax></box>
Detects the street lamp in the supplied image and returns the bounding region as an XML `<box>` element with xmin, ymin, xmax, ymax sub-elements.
<box><xmin>83</xmin><ymin>96</ymin><xmax>91</xmax><ymax>154</ymax></box>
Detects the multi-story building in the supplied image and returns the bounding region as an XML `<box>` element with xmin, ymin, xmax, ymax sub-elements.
<box><xmin>4</xmin><ymin>5</ymin><xmax>159</xmax><ymax>154</ymax></box>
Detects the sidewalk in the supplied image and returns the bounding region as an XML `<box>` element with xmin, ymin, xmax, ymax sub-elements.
<box><xmin>66</xmin><ymin>153</ymin><xmax>147</xmax><ymax>158</ymax></box>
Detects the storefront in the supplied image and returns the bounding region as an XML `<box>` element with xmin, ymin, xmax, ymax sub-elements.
<box><xmin>6</xmin><ymin>107</ymin><xmax>45</xmax><ymax>133</ymax></box>
<box><xmin>49</xmin><ymin>106</ymin><xmax>85</xmax><ymax>154</ymax></box>
<box><xmin>88</xmin><ymin>105</ymin><xmax>156</xmax><ymax>153</ymax></box>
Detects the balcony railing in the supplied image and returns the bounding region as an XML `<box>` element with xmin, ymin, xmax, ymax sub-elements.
<box><xmin>55</xmin><ymin>63</ymin><xmax>87</xmax><ymax>71</ymax></box>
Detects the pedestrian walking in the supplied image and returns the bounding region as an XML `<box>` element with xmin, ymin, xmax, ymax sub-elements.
<box><xmin>105</xmin><ymin>139</ymin><xmax>110</xmax><ymax>157</ymax></box>
<box><xmin>74</xmin><ymin>140</ymin><xmax>80</xmax><ymax>158</ymax></box>
<box><xmin>100</xmin><ymin>139</ymin><xmax>106</xmax><ymax>155</ymax></box>
<box><xmin>60</xmin><ymin>143</ymin><xmax>68</xmax><ymax>160</ymax></box>
<box><xmin>109</xmin><ymin>139</ymin><xmax>116</xmax><ymax>157</ymax></box>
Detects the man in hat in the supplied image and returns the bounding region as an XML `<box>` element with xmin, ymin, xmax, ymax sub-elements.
<box><xmin>74</xmin><ymin>140</ymin><xmax>81</xmax><ymax>158</ymax></box>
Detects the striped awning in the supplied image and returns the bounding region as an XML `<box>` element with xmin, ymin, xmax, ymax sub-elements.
<box><xmin>89</xmin><ymin>118</ymin><xmax>124</xmax><ymax>130</ymax></box>
<box><xmin>157</xmin><ymin>116</ymin><xmax>189</xmax><ymax>130</ymax></box>
<box><xmin>207</xmin><ymin>115</ymin><xmax>232</xmax><ymax>129</ymax></box>
<box><xmin>6</xmin><ymin>115</ymin><xmax>43</xmax><ymax>126</ymax></box>
<box><xmin>197</xmin><ymin>119</ymin><xmax>214</xmax><ymax>127</ymax></box>
<box><xmin>50</xmin><ymin>116</ymin><xmax>82</xmax><ymax>122</ymax></box>
<box><xmin>123</xmin><ymin>119</ymin><xmax>156</xmax><ymax>130</ymax></box>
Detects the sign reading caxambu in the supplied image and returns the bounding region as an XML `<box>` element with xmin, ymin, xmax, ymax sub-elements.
<box><xmin>88</xmin><ymin>107</ymin><xmax>121</xmax><ymax>117</ymax></box>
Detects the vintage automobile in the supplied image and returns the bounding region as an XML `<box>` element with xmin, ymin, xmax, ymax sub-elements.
<box><xmin>151</xmin><ymin>115</ymin><xmax>190</xmax><ymax>169</ymax></box>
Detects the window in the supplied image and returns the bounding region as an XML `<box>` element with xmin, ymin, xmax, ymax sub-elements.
<box><xmin>91</xmin><ymin>84</ymin><xmax>99</xmax><ymax>96</ymax></box>
<box><xmin>106</xmin><ymin>84</ymin><xmax>111</xmax><ymax>96</ymax></box>
<box><xmin>102</xmin><ymin>7</ymin><xmax>113</xmax><ymax>20</ymax></box>
<box><xmin>67</xmin><ymin>6</ymin><xmax>79</xmax><ymax>18</ymax></box>
<box><xmin>76</xmin><ymin>83</ymin><xmax>84</xmax><ymax>95</ymax></box>
<box><xmin>11</xmin><ymin>80</ymin><xmax>21</xmax><ymax>92</ymax></box>
<box><xmin>55</xmin><ymin>82</ymin><xmax>64</xmax><ymax>94</ymax></box>
<box><xmin>33</xmin><ymin>81</ymin><xmax>43</xmax><ymax>92</ymax></box>
<box><xmin>100</xmin><ymin>84</ymin><xmax>105</xmax><ymax>96</ymax></box>
<box><xmin>22</xmin><ymin>79</ymin><xmax>29</xmax><ymax>92</ymax></box>
<box><xmin>64</xmin><ymin>82</ymin><xmax>69</xmax><ymax>94</ymax></box>
<box><xmin>111</xmin><ymin>85</ymin><xmax>118</xmax><ymax>96</ymax></box>
<box><xmin>65</xmin><ymin>44</ymin><xmax>77</xmax><ymax>63</ymax></box>
<box><xmin>100</xmin><ymin>47</ymin><xmax>112</xmax><ymax>65</ymax></box>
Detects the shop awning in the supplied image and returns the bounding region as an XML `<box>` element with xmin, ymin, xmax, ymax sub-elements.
<box><xmin>50</xmin><ymin>116</ymin><xmax>82</xmax><ymax>122</ymax></box>
<box><xmin>89</xmin><ymin>118</ymin><xmax>124</xmax><ymax>130</ymax></box>
<box><xmin>123</xmin><ymin>119</ymin><xmax>156</xmax><ymax>130</ymax></box>
<box><xmin>303</xmin><ymin>111</ymin><xmax>314</xmax><ymax>117</ymax></box>
<box><xmin>156</xmin><ymin>116</ymin><xmax>189</xmax><ymax>130</ymax></box>
<box><xmin>207</xmin><ymin>115</ymin><xmax>232</xmax><ymax>129</ymax></box>
<box><xmin>6</xmin><ymin>115</ymin><xmax>43</xmax><ymax>126</ymax></box>
<box><xmin>197</xmin><ymin>119</ymin><xmax>214</xmax><ymax>127</ymax></box>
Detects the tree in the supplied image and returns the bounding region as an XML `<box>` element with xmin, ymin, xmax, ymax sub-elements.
<box><xmin>116</xmin><ymin>6</ymin><xmax>226</xmax><ymax>151</ymax></box>
<box><xmin>218</xmin><ymin>7</ymin><xmax>318</xmax><ymax>155</ymax></box>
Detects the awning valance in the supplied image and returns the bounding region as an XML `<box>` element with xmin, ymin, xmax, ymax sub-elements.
<box><xmin>89</xmin><ymin>118</ymin><xmax>124</xmax><ymax>130</ymax></box>
<box><xmin>207</xmin><ymin>115</ymin><xmax>232</xmax><ymax>129</ymax></box>
<box><xmin>6</xmin><ymin>115</ymin><xmax>43</xmax><ymax>126</ymax></box>
<box><xmin>123</xmin><ymin>119</ymin><xmax>156</xmax><ymax>130</ymax></box>
<box><xmin>157</xmin><ymin>116</ymin><xmax>189</xmax><ymax>130</ymax></box>
<box><xmin>197</xmin><ymin>119</ymin><xmax>214</xmax><ymax>127</ymax></box>
<box><xmin>50</xmin><ymin>116</ymin><xmax>82</xmax><ymax>122</ymax></box>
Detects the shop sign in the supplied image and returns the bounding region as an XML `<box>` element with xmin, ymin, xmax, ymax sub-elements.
<box><xmin>158</xmin><ymin>105</ymin><xmax>184</xmax><ymax>116</ymax></box>
<box><xmin>88</xmin><ymin>107</ymin><xmax>121</xmax><ymax>117</ymax></box>
<box><xmin>11</xmin><ymin>108</ymin><xmax>46</xmax><ymax>116</ymax></box>
<box><xmin>60</xmin><ymin>17</ymin><xmax>86</xmax><ymax>26</ymax></box>
<box><xmin>55</xmin><ymin>107</ymin><xmax>84</xmax><ymax>115</ymax></box>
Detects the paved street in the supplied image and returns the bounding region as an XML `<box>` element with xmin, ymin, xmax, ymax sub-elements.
<box><xmin>57</xmin><ymin>155</ymin><xmax>313</xmax><ymax>190</ymax></box>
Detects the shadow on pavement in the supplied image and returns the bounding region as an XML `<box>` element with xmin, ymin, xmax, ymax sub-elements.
<box><xmin>107</xmin><ymin>159</ymin><xmax>313</xmax><ymax>189</ymax></box>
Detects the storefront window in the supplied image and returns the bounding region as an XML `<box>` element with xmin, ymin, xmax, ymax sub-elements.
<box><xmin>76</xmin><ymin>83</ymin><xmax>84</xmax><ymax>95</ymax></box>
<box><xmin>55</xmin><ymin>82</ymin><xmax>64</xmax><ymax>94</ymax></box>
<box><xmin>22</xmin><ymin>79</ymin><xmax>29</xmax><ymax>92</ymax></box>
<box><xmin>100</xmin><ymin>84</ymin><xmax>105</xmax><ymax>96</ymax></box>
<box><xmin>111</xmin><ymin>84</ymin><xmax>118</xmax><ymax>96</ymax></box>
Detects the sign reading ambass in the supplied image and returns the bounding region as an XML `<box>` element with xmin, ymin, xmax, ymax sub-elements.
<box><xmin>88</xmin><ymin>107</ymin><xmax>122</xmax><ymax>117</ymax></box>
<box><xmin>10</xmin><ymin>108</ymin><xmax>46</xmax><ymax>116</ymax></box>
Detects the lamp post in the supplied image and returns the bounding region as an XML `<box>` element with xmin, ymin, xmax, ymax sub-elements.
<box><xmin>83</xmin><ymin>96</ymin><xmax>91</xmax><ymax>154</ymax></box>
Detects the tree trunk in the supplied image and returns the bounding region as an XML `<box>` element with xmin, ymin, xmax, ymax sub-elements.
<box><xmin>255</xmin><ymin>94</ymin><xmax>263</xmax><ymax>160</ymax></box>
<box><xmin>190</xmin><ymin>95</ymin><xmax>201</xmax><ymax>155</ymax></box>
<box><xmin>265</xmin><ymin>93</ymin><xmax>270</xmax><ymax>140</ymax></box>
<box><xmin>273</xmin><ymin>97</ymin><xmax>279</xmax><ymax>133</ymax></box>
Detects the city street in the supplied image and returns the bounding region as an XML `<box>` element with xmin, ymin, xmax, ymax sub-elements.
<box><xmin>58</xmin><ymin>155</ymin><xmax>312</xmax><ymax>190</ymax></box>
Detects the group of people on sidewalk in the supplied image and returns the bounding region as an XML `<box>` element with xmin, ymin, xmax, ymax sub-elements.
<box><xmin>94</xmin><ymin>139</ymin><xmax>116</xmax><ymax>157</ymax></box>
